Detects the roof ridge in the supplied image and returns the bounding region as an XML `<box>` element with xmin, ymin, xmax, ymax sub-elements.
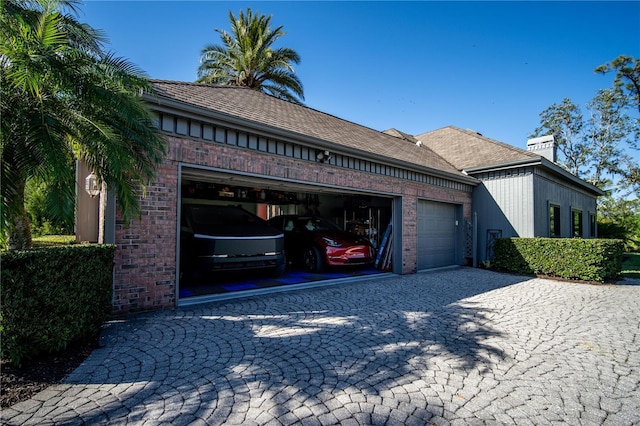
<box><xmin>457</xmin><ymin>127</ymin><xmax>540</xmax><ymax>159</ymax></box>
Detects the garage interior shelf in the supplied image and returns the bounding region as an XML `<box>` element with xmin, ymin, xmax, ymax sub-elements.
<box><xmin>182</xmin><ymin>182</ymin><xmax>300</xmax><ymax>205</ymax></box>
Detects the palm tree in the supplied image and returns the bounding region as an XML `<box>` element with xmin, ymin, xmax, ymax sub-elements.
<box><xmin>197</xmin><ymin>8</ymin><xmax>304</xmax><ymax>104</ymax></box>
<box><xmin>1</xmin><ymin>0</ymin><xmax>166</xmax><ymax>250</ymax></box>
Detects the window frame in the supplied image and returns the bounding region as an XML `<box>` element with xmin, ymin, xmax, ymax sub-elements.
<box><xmin>549</xmin><ymin>204</ymin><xmax>561</xmax><ymax>237</ymax></box>
<box><xmin>572</xmin><ymin>209</ymin><xmax>583</xmax><ymax>238</ymax></box>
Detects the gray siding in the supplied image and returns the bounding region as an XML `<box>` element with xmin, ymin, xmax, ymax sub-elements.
<box><xmin>472</xmin><ymin>168</ymin><xmax>534</xmax><ymax>262</ymax></box>
<box><xmin>532</xmin><ymin>170</ymin><xmax>598</xmax><ymax>238</ymax></box>
<box><xmin>471</xmin><ymin>165</ymin><xmax>599</xmax><ymax>262</ymax></box>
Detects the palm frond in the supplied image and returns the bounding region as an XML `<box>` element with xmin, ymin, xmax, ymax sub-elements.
<box><xmin>196</xmin><ymin>8</ymin><xmax>304</xmax><ymax>103</ymax></box>
<box><xmin>1</xmin><ymin>0</ymin><xmax>166</xmax><ymax>245</ymax></box>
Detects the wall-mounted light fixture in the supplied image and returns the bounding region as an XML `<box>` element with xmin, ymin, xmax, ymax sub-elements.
<box><xmin>85</xmin><ymin>172</ymin><xmax>101</xmax><ymax>198</ymax></box>
<box><xmin>315</xmin><ymin>150</ymin><xmax>332</xmax><ymax>163</ymax></box>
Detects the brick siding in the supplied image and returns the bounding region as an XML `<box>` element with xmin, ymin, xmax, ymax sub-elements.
<box><xmin>112</xmin><ymin>136</ymin><xmax>472</xmax><ymax>314</ymax></box>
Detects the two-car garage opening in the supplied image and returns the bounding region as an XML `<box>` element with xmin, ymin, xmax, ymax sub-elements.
<box><xmin>177</xmin><ymin>167</ymin><xmax>395</xmax><ymax>301</ymax></box>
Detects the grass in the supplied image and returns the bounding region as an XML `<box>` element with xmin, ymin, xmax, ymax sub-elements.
<box><xmin>31</xmin><ymin>234</ymin><xmax>76</xmax><ymax>248</ymax></box>
<box><xmin>622</xmin><ymin>252</ymin><xmax>640</xmax><ymax>279</ymax></box>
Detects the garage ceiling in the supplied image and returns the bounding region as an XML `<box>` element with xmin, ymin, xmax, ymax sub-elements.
<box><xmin>181</xmin><ymin>167</ymin><xmax>389</xmax><ymax>197</ymax></box>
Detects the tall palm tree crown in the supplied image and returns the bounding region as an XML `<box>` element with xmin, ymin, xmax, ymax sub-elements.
<box><xmin>1</xmin><ymin>0</ymin><xmax>166</xmax><ymax>249</ymax></box>
<box><xmin>197</xmin><ymin>8</ymin><xmax>304</xmax><ymax>105</ymax></box>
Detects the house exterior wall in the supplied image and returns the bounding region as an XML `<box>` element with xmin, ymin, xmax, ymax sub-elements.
<box><xmin>532</xmin><ymin>168</ymin><xmax>598</xmax><ymax>238</ymax></box>
<box><xmin>471</xmin><ymin>165</ymin><xmax>599</xmax><ymax>262</ymax></box>
<box><xmin>75</xmin><ymin>160</ymin><xmax>99</xmax><ymax>243</ymax></box>
<box><xmin>112</xmin><ymin>118</ymin><xmax>474</xmax><ymax>314</ymax></box>
<box><xmin>471</xmin><ymin>168</ymin><xmax>534</xmax><ymax>262</ymax></box>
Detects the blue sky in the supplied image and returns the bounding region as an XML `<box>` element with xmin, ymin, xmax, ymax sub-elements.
<box><xmin>80</xmin><ymin>1</ymin><xmax>639</xmax><ymax>151</ymax></box>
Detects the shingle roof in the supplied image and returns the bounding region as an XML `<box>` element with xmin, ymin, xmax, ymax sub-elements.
<box><xmin>382</xmin><ymin>128</ymin><xmax>420</xmax><ymax>143</ymax></box>
<box><xmin>415</xmin><ymin>126</ymin><xmax>540</xmax><ymax>170</ymax></box>
<box><xmin>148</xmin><ymin>80</ymin><xmax>468</xmax><ymax>180</ymax></box>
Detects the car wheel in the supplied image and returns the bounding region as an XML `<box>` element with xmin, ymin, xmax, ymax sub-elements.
<box><xmin>303</xmin><ymin>246</ymin><xmax>324</xmax><ymax>272</ymax></box>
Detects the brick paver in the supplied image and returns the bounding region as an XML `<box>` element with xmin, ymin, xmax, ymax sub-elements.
<box><xmin>2</xmin><ymin>268</ymin><xmax>639</xmax><ymax>425</ymax></box>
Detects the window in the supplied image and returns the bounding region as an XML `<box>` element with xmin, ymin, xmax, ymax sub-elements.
<box><xmin>590</xmin><ymin>213</ymin><xmax>597</xmax><ymax>237</ymax></box>
<box><xmin>549</xmin><ymin>205</ymin><xmax>561</xmax><ymax>237</ymax></box>
<box><xmin>572</xmin><ymin>210</ymin><xmax>583</xmax><ymax>238</ymax></box>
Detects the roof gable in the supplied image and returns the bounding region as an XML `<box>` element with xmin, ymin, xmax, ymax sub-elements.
<box><xmin>416</xmin><ymin>126</ymin><xmax>540</xmax><ymax>170</ymax></box>
<box><xmin>416</xmin><ymin>126</ymin><xmax>603</xmax><ymax>196</ymax></box>
<box><xmin>148</xmin><ymin>81</ymin><xmax>468</xmax><ymax>180</ymax></box>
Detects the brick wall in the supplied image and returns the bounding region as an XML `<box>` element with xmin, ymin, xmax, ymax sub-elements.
<box><xmin>113</xmin><ymin>161</ymin><xmax>178</xmax><ymax>314</ymax></box>
<box><xmin>113</xmin><ymin>136</ymin><xmax>472</xmax><ymax>313</ymax></box>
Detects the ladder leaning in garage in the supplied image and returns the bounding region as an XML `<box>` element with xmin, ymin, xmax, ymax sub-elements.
<box><xmin>375</xmin><ymin>220</ymin><xmax>393</xmax><ymax>270</ymax></box>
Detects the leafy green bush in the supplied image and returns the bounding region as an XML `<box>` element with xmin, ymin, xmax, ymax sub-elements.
<box><xmin>1</xmin><ymin>245</ymin><xmax>115</xmax><ymax>365</ymax></box>
<box><xmin>32</xmin><ymin>234</ymin><xmax>76</xmax><ymax>248</ymax></box>
<box><xmin>598</xmin><ymin>196</ymin><xmax>640</xmax><ymax>252</ymax></box>
<box><xmin>492</xmin><ymin>238</ymin><xmax>624</xmax><ymax>282</ymax></box>
<box><xmin>25</xmin><ymin>176</ymin><xmax>75</xmax><ymax>238</ymax></box>
<box><xmin>622</xmin><ymin>253</ymin><xmax>640</xmax><ymax>279</ymax></box>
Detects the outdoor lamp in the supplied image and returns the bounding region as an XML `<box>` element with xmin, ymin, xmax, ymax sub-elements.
<box><xmin>85</xmin><ymin>172</ymin><xmax>100</xmax><ymax>198</ymax></box>
<box><xmin>316</xmin><ymin>150</ymin><xmax>332</xmax><ymax>163</ymax></box>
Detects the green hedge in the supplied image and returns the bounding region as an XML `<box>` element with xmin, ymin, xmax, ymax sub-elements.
<box><xmin>492</xmin><ymin>238</ymin><xmax>624</xmax><ymax>282</ymax></box>
<box><xmin>1</xmin><ymin>244</ymin><xmax>115</xmax><ymax>365</ymax></box>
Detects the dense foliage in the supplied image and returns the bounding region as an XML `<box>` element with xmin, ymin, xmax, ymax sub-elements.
<box><xmin>25</xmin><ymin>177</ymin><xmax>74</xmax><ymax>237</ymax></box>
<box><xmin>598</xmin><ymin>196</ymin><xmax>640</xmax><ymax>252</ymax></box>
<box><xmin>0</xmin><ymin>244</ymin><xmax>115</xmax><ymax>365</ymax></box>
<box><xmin>531</xmin><ymin>88</ymin><xmax>636</xmax><ymax>191</ymax></box>
<box><xmin>492</xmin><ymin>238</ymin><xmax>624</xmax><ymax>282</ymax></box>
<box><xmin>1</xmin><ymin>0</ymin><xmax>166</xmax><ymax>250</ymax></box>
<box><xmin>531</xmin><ymin>55</ymin><xmax>640</xmax><ymax>250</ymax></box>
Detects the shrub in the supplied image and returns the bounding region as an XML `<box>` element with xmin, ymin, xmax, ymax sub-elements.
<box><xmin>492</xmin><ymin>238</ymin><xmax>624</xmax><ymax>282</ymax></box>
<box><xmin>0</xmin><ymin>244</ymin><xmax>115</xmax><ymax>365</ymax></box>
<box><xmin>32</xmin><ymin>234</ymin><xmax>76</xmax><ymax>248</ymax></box>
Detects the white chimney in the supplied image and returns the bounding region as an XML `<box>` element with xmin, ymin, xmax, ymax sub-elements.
<box><xmin>527</xmin><ymin>135</ymin><xmax>557</xmax><ymax>162</ymax></box>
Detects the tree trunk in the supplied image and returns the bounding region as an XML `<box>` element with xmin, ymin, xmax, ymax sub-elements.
<box><xmin>7</xmin><ymin>179</ymin><xmax>32</xmax><ymax>250</ymax></box>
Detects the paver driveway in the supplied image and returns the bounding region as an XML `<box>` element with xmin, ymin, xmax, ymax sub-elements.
<box><xmin>2</xmin><ymin>268</ymin><xmax>639</xmax><ymax>425</ymax></box>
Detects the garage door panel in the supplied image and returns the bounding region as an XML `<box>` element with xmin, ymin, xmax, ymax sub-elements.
<box><xmin>417</xmin><ymin>200</ymin><xmax>457</xmax><ymax>270</ymax></box>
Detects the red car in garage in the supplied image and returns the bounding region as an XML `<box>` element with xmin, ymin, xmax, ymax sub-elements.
<box><xmin>267</xmin><ymin>215</ymin><xmax>375</xmax><ymax>272</ymax></box>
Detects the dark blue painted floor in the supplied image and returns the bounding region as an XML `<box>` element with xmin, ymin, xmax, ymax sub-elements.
<box><xmin>179</xmin><ymin>266</ymin><xmax>384</xmax><ymax>298</ymax></box>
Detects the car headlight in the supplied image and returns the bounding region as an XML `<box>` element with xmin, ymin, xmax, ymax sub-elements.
<box><xmin>322</xmin><ymin>237</ymin><xmax>342</xmax><ymax>247</ymax></box>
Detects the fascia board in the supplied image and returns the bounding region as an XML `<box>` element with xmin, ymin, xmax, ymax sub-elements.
<box><xmin>464</xmin><ymin>157</ymin><xmax>604</xmax><ymax>196</ymax></box>
<box><xmin>145</xmin><ymin>94</ymin><xmax>479</xmax><ymax>187</ymax></box>
<box><xmin>463</xmin><ymin>158</ymin><xmax>542</xmax><ymax>174</ymax></box>
<box><xmin>538</xmin><ymin>157</ymin><xmax>605</xmax><ymax>196</ymax></box>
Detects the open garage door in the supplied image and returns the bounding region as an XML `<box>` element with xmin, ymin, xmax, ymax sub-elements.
<box><xmin>178</xmin><ymin>167</ymin><xmax>393</xmax><ymax>301</ymax></box>
<box><xmin>417</xmin><ymin>200</ymin><xmax>458</xmax><ymax>270</ymax></box>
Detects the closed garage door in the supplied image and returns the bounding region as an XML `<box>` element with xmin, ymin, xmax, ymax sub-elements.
<box><xmin>417</xmin><ymin>200</ymin><xmax>457</xmax><ymax>270</ymax></box>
